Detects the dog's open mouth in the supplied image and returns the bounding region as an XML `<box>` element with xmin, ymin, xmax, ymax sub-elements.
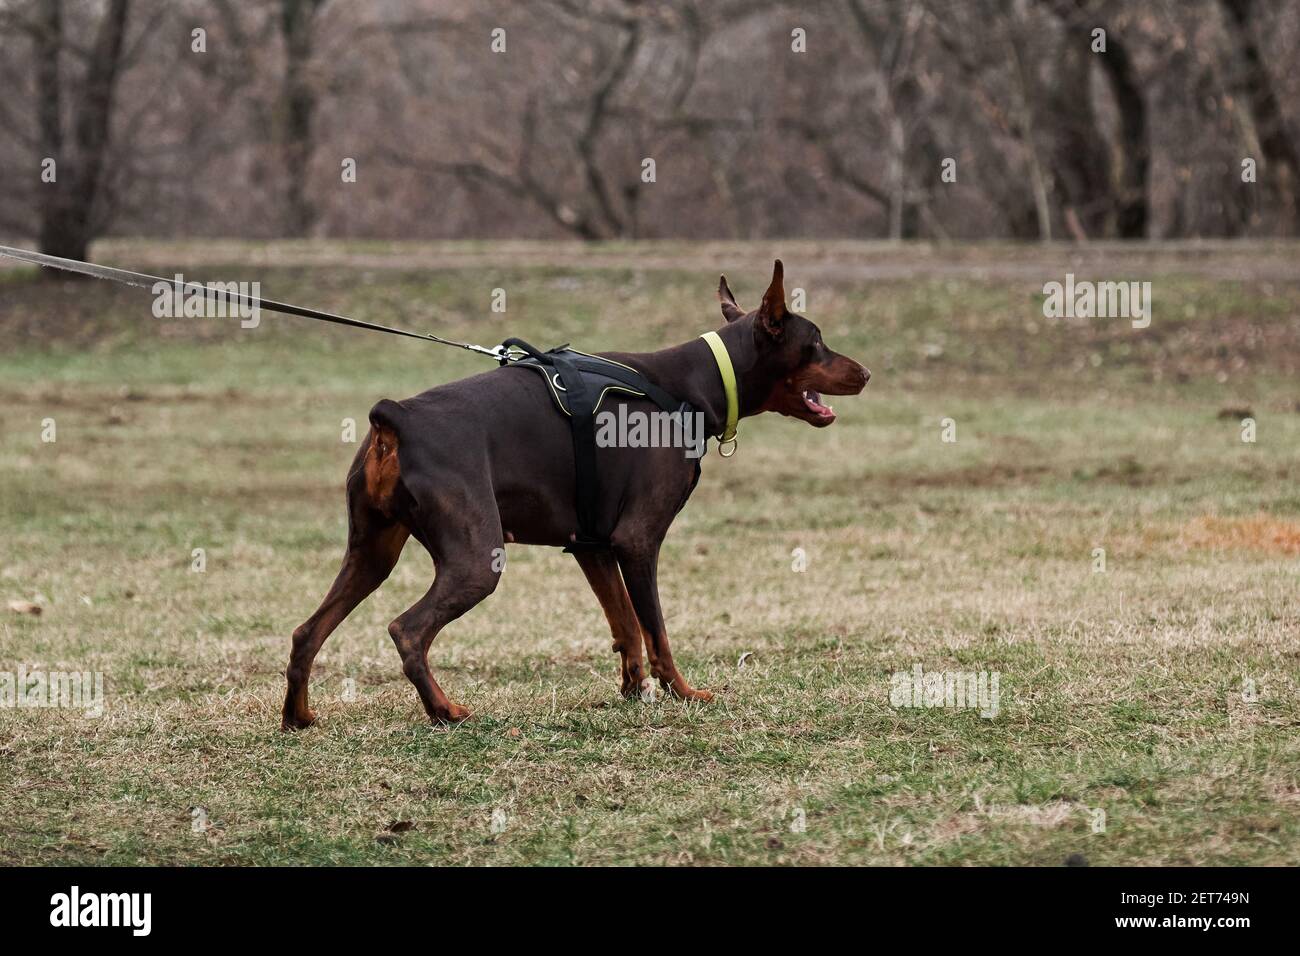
<box><xmin>800</xmin><ymin>388</ymin><xmax>836</xmax><ymax>424</ymax></box>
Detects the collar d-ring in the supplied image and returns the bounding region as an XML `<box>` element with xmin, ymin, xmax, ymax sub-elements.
<box><xmin>718</xmin><ymin>436</ymin><xmax>738</xmax><ymax>458</ymax></box>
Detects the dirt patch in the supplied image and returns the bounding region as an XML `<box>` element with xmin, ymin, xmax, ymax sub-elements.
<box><xmin>1181</xmin><ymin>515</ymin><xmax>1300</xmax><ymax>555</ymax></box>
<box><xmin>880</xmin><ymin>463</ymin><xmax>1054</xmax><ymax>489</ymax></box>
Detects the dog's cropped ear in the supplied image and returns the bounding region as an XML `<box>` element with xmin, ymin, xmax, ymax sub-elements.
<box><xmin>718</xmin><ymin>275</ymin><xmax>745</xmax><ymax>323</ymax></box>
<box><xmin>756</xmin><ymin>259</ymin><xmax>787</xmax><ymax>338</ymax></box>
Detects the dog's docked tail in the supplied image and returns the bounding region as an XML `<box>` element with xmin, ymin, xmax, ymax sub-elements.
<box><xmin>368</xmin><ymin>398</ymin><xmax>407</xmax><ymax>435</ymax></box>
<box><xmin>364</xmin><ymin>399</ymin><xmax>407</xmax><ymax>515</ymax></box>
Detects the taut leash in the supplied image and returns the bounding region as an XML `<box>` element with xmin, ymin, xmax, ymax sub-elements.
<box><xmin>0</xmin><ymin>244</ymin><xmax>522</xmax><ymax>361</ymax></box>
<box><xmin>1</xmin><ymin>245</ymin><xmax>741</xmax><ymax>455</ymax></box>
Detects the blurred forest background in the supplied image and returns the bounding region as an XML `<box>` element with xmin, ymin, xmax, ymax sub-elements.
<box><xmin>1</xmin><ymin>0</ymin><xmax>1298</xmax><ymax>260</ymax></box>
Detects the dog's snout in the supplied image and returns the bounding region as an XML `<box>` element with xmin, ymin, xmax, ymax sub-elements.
<box><xmin>827</xmin><ymin>357</ymin><xmax>870</xmax><ymax>394</ymax></box>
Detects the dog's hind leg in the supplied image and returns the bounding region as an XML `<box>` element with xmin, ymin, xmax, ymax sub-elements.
<box><xmin>282</xmin><ymin>516</ymin><xmax>408</xmax><ymax>730</ymax></box>
<box><xmin>573</xmin><ymin>550</ymin><xmax>646</xmax><ymax>698</ymax></box>
<box><xmin>282</xmin><ymin>431</ymin><xmax>409</xmax><ymax>731</ymax></box>
<box><xmin>387</xmin><ymin>483</ymin><xmax>503</xmax><ymax>724</ymax></box>
<box><xmin>615</xmin><ymin>543</ymin><xmax>713</xmax><ymax>703</ymax></box>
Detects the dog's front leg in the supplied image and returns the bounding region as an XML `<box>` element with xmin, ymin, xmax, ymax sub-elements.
<box><xmin>614</xmin><ymin>544</ymin><xmax>713</xmax><ymax>703</ymax></box>
<box><xmin>573</xmin><ymin>550</ymin><xmax>646</xmax><ymax>698</ymax></box>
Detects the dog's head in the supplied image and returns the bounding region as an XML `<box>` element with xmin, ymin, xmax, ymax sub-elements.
<box><xmin>718</xmin><ymin>260</ymin><xmax>869</xmax><ymax>427</ymax></box>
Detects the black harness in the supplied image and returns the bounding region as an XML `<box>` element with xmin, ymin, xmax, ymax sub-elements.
<box><xmin>497</xmin><ymin>338</ymin><xmax>698</xmax><ymax>552</ymax></box>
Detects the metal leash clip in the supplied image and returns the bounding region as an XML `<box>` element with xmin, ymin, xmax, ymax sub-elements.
<box><xmin>493</xmin><ymin>344</ymin><xmax>528</xmax><ymax>364</ymax></box>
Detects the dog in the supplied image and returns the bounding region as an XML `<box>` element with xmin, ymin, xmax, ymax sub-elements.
<box><xmin>281</xmin><ymin>260</ymin><xmax>869</xmax><ymax>729</ymax></box>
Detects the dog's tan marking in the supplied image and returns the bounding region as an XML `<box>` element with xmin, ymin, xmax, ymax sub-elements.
<box><xmin>363</xmin><ymin>426</ymin><xmax>401</xmax><ymax>516</ymax></box>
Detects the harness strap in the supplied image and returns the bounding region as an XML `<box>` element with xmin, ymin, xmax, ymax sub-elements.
<box><xmin>501</xmin><ymin>338</ymin><xmax>698</xmax><ymax>552</ymax></box>
<box><xmin>544</xmin><ymin>350</ymin><xmax>605</xmax><ymax>550</ymax></box>
<box><xmin>564</xmin><ymin>353</ymin><xmax>685</xmax><ymax>415</ymax></box>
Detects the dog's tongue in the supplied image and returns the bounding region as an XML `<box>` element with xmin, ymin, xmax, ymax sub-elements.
<box><xmin>802</xmin><ymin>389</ymin><xmax>833</xmax><ymax>416</ymax></box>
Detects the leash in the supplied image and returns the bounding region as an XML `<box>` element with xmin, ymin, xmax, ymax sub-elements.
<box><xmin>0</xmin><ymin>244</ymin><xmax>523</xmax><ymax>362</ymax></box>
<box><xmin>0</xmin><ymin>243</ymin><xmax>741</xmax><ymax>455</ymax></box>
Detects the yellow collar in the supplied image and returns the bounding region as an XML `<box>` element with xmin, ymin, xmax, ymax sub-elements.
<box><xmin>699</xmin><ymin>331</ymin><xmax>738</xmax><ymax>455</ymax></box>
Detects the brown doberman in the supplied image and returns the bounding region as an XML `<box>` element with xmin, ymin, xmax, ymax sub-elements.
<box><xmin>282</xmin><ymin>261</ymin><xmax>869</xmax><ymax>729</ymax></box>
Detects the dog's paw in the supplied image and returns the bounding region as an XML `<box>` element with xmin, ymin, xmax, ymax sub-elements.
<box><xmin>434</xmin><ymin>702</ymin><xmax>472</xmax><ymax>724</ymax></box>
<box><xmin>664</xmin><ymin>682</ymin><xmax>714</xmax><ymax>703</ymax></box>
<box><xmin>281</xmin><ymin>708</ymin><xmax>317</xmax><ymax>731</ymax></box>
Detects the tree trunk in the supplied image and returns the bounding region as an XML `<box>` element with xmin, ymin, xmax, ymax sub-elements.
<box><xmin>1093</xmin><ymin>28</ymin><xmax>1149</xmax><ymax>237</ymax></box>
<box><xmin>1003</xmin><ymin>18</ymin><xmax>1053</xmax><ymax>240</ymax></box>
<box><xmin>1048</xmin><ymin>29</ymin><xmax>1113</xmax><ymax>237</ymax></box>
<box><xmin>1219</xmin><ymin>0</ymin><xmax>1300</xmax><ymax>231</ymax></box>
<box><xmin>278</xmin><ymin>0</ymin><xmax>325</xmax><ymax>237</ymax></box>
<box><xmin>36</xmin><ymin>0</ymin><xmax>131</xmax><ymax>266</ymax></box>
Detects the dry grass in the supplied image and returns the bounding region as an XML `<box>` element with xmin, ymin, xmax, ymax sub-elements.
<box><xmin>1</xmin><ymin>241</ymin><xmax>1298</xmax><ymax>865</ymax></box>
<box><xmin>1180</xmin><ymin>515</ymin><xmax>1300</xmax><ymax>555</ymax></box>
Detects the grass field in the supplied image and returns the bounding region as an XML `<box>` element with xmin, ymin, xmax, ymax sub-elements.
<box><xmin>1</xmin><ymin>240</ymin><xmax>1298</xmax><ymax>865</ymax></box>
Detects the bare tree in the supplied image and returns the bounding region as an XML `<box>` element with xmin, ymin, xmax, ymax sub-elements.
<box><xmin>1095</xmin><ymin>18</ymin><xmax>1150</xmax><ymax>237</ymax></box>
<box><xmin>2</xmin><ymin>0</ymin><xmax>1298</xmax><ymax>243</ymax></box>
<box><xmin>1219</xmin><ymin>0</ymin><xmax>1300</xmax><ymax>230</ymax></box>
<box><xmin>1043</xmin><ymin>15</ymin><xmax>1112</xmax><ymax>239</ymax></box>
<box><xmin>379</xmin><ymin>1</ymin><xmax>707</xmax><ymax>240</ymax></box>
<box><xmin>25</xmin><ymin>0</ymin><xmax>132</xmax><ymax>262</ymax></box>
<box><xmin>275</xmin><ymin>0</ymin><xmax>330</xmax><ymax>236</ymax></box>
